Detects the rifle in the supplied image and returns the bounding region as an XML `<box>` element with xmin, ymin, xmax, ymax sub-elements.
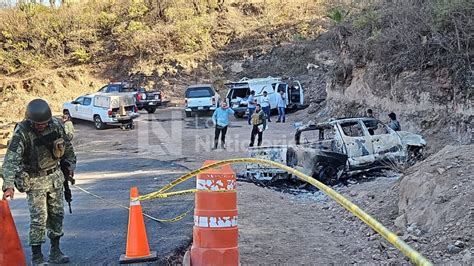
<box><xmin>60</xmin><ymin>161</ymin><xmax>75</xmax><ymax>214</ymax></box>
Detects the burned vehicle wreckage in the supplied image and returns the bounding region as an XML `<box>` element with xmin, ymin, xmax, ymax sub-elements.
<box><xmin>246</xmin><ymin>117</ymin><xmax>426</xmax><ymax>185</ymax></box>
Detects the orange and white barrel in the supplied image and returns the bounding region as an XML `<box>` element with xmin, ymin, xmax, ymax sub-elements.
<box><xmin>190</xmin><ymin>160</ymin><xmax>239</xmax><ymax>266</ymax></box>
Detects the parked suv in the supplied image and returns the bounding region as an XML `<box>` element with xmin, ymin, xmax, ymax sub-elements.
<box><xmin>98</xmin><ymin>82</ymin><xmax>162</xmax><ymax>113</ymax></box>
<box><xmin>184</xmin><ymin>84</ymin><xmax>220</xmax><ymax>117</ymax></box>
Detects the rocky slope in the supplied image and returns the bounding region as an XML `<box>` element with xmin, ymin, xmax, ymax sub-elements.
<box><xmin>396</xmin><ymin>144</ymin><xmax>473</xmax><ymax>263</ymax></box>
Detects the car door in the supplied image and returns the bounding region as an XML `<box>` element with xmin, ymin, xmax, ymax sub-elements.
<box><xmin>75</xmin><ymin>97</ymin><xmax>90</xmax><ymax>120</ymax></box>
<box><xmin>362</xmin><ymin>119</ymin><xmax>404</xmax><ymax>163</ymax></box>
<box><xmin>336</xmin><ymin>120</ymin><xmax>375</xmax><ymax>170</ymax></box>
<box><xmin>70</xmin><ymin>97</ymin><xmax>84</xmax><ymax>119</ymax></box>
<box><xmin>80</xmin><ymin>97</ymin><xmax>94</xmax><ymax>121</ymax></box>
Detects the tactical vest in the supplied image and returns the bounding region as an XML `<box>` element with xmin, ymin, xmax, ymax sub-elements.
<box><xmin>16</xmin><ymin>118</ymin><xmax>66</xmax><ymax>174</ymax></box>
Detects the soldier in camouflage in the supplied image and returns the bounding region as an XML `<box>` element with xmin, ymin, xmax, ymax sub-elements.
<box><xmin>1</xmin><ymin>99</ymin><xmax>76</xmax><ymax>265</ymax></box>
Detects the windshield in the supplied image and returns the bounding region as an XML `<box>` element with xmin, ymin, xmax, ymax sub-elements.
<box><xmin>186</xmin><ymin>87</ymin><xmax>213</xmax><ymax>98</ymax></box>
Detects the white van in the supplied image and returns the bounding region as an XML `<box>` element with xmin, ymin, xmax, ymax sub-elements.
<box><xmin>225</xmin><ymin>77</ymin><xmax>305</xmax><ymax>118</ymax></box>
<box><xmin>63</xmin><ymin>93</ymin><xmax>139</xmax><ymax>130</ymax></box>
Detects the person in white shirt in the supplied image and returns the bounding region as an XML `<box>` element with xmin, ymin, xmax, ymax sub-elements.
<box><xmin>260</xmin><ymin>91</ymin><xmax>271</xmax><ymax>122</ymax></box>
<box><xmin>276</xmin><ymin>90</ymin><xmax>286</xmax><ymax>123</ymax></box>
<box><xmin>247</xmin><ymin>91</ymin><xmax>257</xmax><ymax>125</ymax></box>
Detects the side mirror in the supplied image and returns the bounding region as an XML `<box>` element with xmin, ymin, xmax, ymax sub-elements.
<box><xmin>71</xmin><ymin>101</ymin><xmax>78</xmax><ymax>104</ymax></box>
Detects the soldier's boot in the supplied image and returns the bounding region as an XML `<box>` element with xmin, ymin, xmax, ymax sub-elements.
<box><xmin>32</xmin><ymin>245</ymin><xmax>48</xmax><ymax>265</ymax></box>
<box><xmin>48</xmin><ymin>237</ymin><xmax>70</xmax><ymax>264</ymax></box>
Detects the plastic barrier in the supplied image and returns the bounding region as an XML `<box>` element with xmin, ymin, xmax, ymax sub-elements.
<box><xmin>191</xmin><ymin>160</ymin><xmax>239</xmax><ymax>266</ymax></box>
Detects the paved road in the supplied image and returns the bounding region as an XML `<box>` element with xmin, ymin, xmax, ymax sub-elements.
<box><xmin>2</xmin><ymin>106</ymin><xmax>297</xmax><ymax>264</ymax></box>
<box><xmin>3</xmin><ymin>109</ymin><xmax>201</xmax><ymax>264</ymax></box>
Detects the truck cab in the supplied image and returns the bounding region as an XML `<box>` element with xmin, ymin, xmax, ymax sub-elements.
<box><xmin>225</xmin><ymin>76</ymin><xmax>304</xmax><ymax>118</ymax></box>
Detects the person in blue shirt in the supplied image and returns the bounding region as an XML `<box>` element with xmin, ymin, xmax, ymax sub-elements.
<box><xmin>212</xmin><ymin>101</ymin><xmax>235</xmax><ymax>149</ymax></box>
<box><xmin>276</xmin><ymin>90</ymin><xmax>286</xmax><ymax>123</ymax></box>
<box><xmin>247</xmin><ymin>91</ymin><xmax>257</xmax><ymax>125</ymax></box>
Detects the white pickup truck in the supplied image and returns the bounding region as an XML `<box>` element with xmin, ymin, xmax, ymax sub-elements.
<box><xmin>63</xmin><ymin>93</ymin><xmax>139</xmax><ymax>130</ymax></box>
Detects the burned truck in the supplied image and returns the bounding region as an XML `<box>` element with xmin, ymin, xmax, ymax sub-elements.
<box><xmin>246</xmin><ymin>117</ymin><xmax>426</xmax><ymax>184</ymax></box>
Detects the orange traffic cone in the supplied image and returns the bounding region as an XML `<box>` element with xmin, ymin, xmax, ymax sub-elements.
<box><xmin>119</xmin><ymin>187</ymin><xmax>158</xmax><ymax>264</ymax></box>
<box><xmin>0</xmin><ymin>200</ymin><xmax>27</xmax><ymax>266</ymax></box>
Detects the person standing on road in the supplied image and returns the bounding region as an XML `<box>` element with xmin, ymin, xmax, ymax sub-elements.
<box><xmin>2</xmin><ymin>99</ymin><xmax>76</xmax><ymax>265</ymax></box>
<box><xmin>249</xmin><ymin>104</ymin><xmax>267</xmax><ymax>147</ymax></box>
<box><xmin>62</xmin><ymin>113</ymin><xmax>75</xmax><ymax>141</ymax></box>
<box><xmin>212</xmin><ymin>101</ymin><xmax>235</xmax><ymax>149</ymax></box>
<box><xmin>388</xmin><ymin>112</ymin><xmax>401</xmax><ymax>131</ymax></box>
<box><xmin>276</xmin><ymin>90</ymin><xmax>286</xmax><ymax>123</ymax></box>
<box><xmin>247</xmin><ymin>91</ymin><xmax>257</xmax><ymax>125</ymax></box>
<box><xmin>260</xmin><ymin>91</ymin><xmax>271</xmax><ymax>122</ymax></box>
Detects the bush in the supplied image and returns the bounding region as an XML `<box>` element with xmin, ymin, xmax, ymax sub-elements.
<box><xmin>0</xmin><ymin>0</ymin><xmax>330</xmax><ymax>76</ymax></box>
<box><xmin>72</xmin><ymin>47</ymin><xmax>91</xmax><ymax>63</ymax></box>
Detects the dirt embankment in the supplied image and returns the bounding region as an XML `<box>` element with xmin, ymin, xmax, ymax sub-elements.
<box><xmin>396</xmin><ymin>144</ymin><xmax>473</xmax><ymax>263</ymax></box>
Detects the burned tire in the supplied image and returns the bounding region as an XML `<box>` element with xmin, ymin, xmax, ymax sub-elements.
<box><xmin>316</xmin><ymin>165</ymin><xmax>338</xmax><ymax>186</ymax></box>
<box><xmin>406</xmin><ymin>146</ymin><xmax>425</xmax><ymax>167</ymax></box>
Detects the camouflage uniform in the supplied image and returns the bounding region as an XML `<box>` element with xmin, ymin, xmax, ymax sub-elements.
<box><xmin>63</xmin><ymin>120</ymin><xmax>75</xmax><ymax>141</ymax></box>
<box><xmin>1</xmin><ymin>117</ymin><xmax>76</xmax><ymax>246</ymax></box>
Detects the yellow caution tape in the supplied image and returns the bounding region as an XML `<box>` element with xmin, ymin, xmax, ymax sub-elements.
<box><xmin>73</xmin><ymin>184</ymin><xmax>191</xmax><ymax>223</ymax></box>
<box><xmin>138</xmin><ymin>158</ymin><xmax>433</xmax><ymax>266</ymax></box>
<box><xmin>138</xmin><ymin>189</ymin><xmax>198</xmax><ymax>200</ymax></box>
<box><xmin>151</xmin><ymin>208</ymin><xmax>194</xmax><ymax>223</ymax></box>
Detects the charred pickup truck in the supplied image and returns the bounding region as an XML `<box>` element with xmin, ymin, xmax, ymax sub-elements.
<box><xmin>246</xmin><ymin>117</ymin><xmax>426</xmax><ymax>184</ymax></box>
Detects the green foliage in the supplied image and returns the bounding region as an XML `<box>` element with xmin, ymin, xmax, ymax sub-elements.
<box><xmin>128</xmin><ymin>0</ymin><xmax>148</xmax><ymax>19</ymax></box>
<box><xmin>0</xmin><ymin>0</ymin><xmax>330</xmax><ymax>76</ymax></box>
<box><xmin>352</xmin><ymin>10</ymin><xmax>380</xmax><ymax>30</ymax></box>
<box><xmin>98</xmin><ymin>11</ymin><xmax>118</xmax><ymax>29</ymax></box>
<box><xmin>72</xmin><ymin>48</ymin><xmax>91</xmax><ymax>63</ymax></box>
<box><xmin>327</xmin><ymin>7</ymin><xmax>348</xmax><ymax>24</ymax></box>
<box><xmin>430</xmin><ymin>0</ymin><xmax>467</xmax><ymax>30</ymax></box>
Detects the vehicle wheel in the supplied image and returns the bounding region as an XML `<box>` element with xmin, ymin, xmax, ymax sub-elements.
<box><xmin>185</xmin><ymin>111</ymin><xmax>192</xmax><ymax>117</ymax></box>
<box><xmin>317</xmin><ymin>165</ymin><xmax>338</xmax><ymax>185</ymax></box>
<box><xmin>146</xmin><ymin>107</ymin><xmax>157</xmax><ymax>114</ymax></box>
<box><xmin>406</xmin><ymin>146</ymin><xmax>424</xmax><ymax>167</ymax></box>
<box><xmin>94</xmin><ymin>115</ymin><xmax>105</xmax><ymax>130</ymax></box>
<box><xmin>138</xmin><ymin>107</ymin><xmax>143</xmax><ymax>111</ymax></box>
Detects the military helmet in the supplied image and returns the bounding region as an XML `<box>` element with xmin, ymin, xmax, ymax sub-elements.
<box><xmin>26</xmin><ymin>99</ymin><xmax>52</xmax><ymax>123</ymax></box>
